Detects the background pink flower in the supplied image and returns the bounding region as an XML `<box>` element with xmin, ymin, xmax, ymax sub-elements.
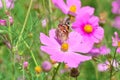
<box><xmin>0</xmin><ymin>0</ymin><xmax>14</xmax><ymax>9</ymax></box>
<box><xmin>41</xmin><ymin>61</ymin><xmax>52</xmax><ymax>72</ymax></box>
<box><xmin>0</xmin><ymin>16</ymin><xmax>13</xmax><ymax>26</ymax></box>
<box><xmin>89</xmin><ymin>45</ymin><xmax>110</xmax><ymax>56</ymax></box>
<box><xmin>112</xmin><ymin>0</ymin><xmax>120</xmax><ymax>14</ymax></box>
<box><xmin>112</xmin><ymin>32</ymin><xmax>120</xmax><ymax>53</ymax></box>
<box><xmin>23</xmin><ymin>61</ymin><xmax>28</xmax><ymax>69</ymax></box>
<box><xmin>98</xmin><ymin>60</ymin><xmax>119</xmax><ymax>72</ymax></box>
<box><xmin>112</xmin><ymin>16</ymin><xmax>120</xmax><ymax>29</ymax></box>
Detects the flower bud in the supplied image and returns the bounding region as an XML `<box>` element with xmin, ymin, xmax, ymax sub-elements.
<box><xmin>23</xmin><ymin>61</ymin><xmax>28</xmax><ymax>69</ymax></box>
<box><xmin>0</xmin><ymin>20</ymin><xmax>6</xmax><ymax>26</ymax></box>
<box><xmin>70</xmin><ymin>68</ymin><xmax>79</xmax><ymax>77</ymax></box>
<box><xmin>9</xmin><ymin>16</ymin><xmax>14</xmax><ymax>25</ymax></box>
<box><xmin>35</xmin><ymin>66</ymin><xmax>42</xmax><ymax>74</ymax></box>
<box><xmin>42</xmin><ymin>61</ymin><xmax>52</xmax><ymax>72</ymax></box>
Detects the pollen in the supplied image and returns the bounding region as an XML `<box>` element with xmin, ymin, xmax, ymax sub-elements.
<box><xmin>61</xmin><ymin>43</ymin><xmax>69</xmax><ymax>52</ymax></box>
<box><xmin>69</xmin><ymin>5</ymin><xmax>76</xmax><ymax>13</ymax></box>
<box><xmin>118</xmin><ymin>41</ymin><xmax>120</xmax><ymax>47</ymax></box>
<box><xmin>84</xmin><ymin>24</ymin><xmax>93</xmax><ymax>33</ymax></box>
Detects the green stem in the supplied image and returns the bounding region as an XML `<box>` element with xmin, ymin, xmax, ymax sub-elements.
<box><xmin>23</xmin><ymin>40</ymin><xmax>38</xmax><ymax>66</ymax></box>
<box><xmin>48</xmin><ymin>0</ymin><xmax>52</xmax><ymax>14</ymax></box>
<box><xmin>45</xmin><ymin>73</ymin><xmax>48</xmax><ymax>80</ymax></box>
<box><xmin>47</xmin><ymin>0</ymin><xmax>52</xmax><ymax>32</ymax></box>
<box><xmin>22</xmin><ymin>58</ymin><xmax>25</xmax><ymax>80</ymax></box>
<box><xmin>12</xmin><ymin>51</ymin><xmax>15</xmax><ymax>80</ymax></box>
<box><xmin>51</xmin><ymin>63</ymin><xmax>61</xmax><ymax>80</ymax></box>
<box><xmin>112</xmin><ymin>71</ymin><xmax>119</xmax><ymax>77</ymax></box>
<box><xmin>76</xmin><ymin>77</ymin><xmax>78</xmax><ymax>80</ymax></box>
<box><xmin>1</xmin><ymin>0</ymin><xmax>7</xmax><ymax>11</ymax></box>
<box><xmin>110</xmin><ymin>48</ymin><xmax>117</xmax><ymax>80</ymax></box>
<box><xmin>96</xmin><ymin>0</ymin><xmax>102</xmax><ymax>13</ymax></box>
<box><xmin>16</xmin><ymin>0</ymin><xmax>33</xmax><ymax>48</ymax></box>
<box><xmin>92</xmin><ymin>61</ymin><xmax>98</xmax><ymax>80</ymax></box>
<box><xmin>42</xmin><ymin>0</ymin><xmax>46</xmax><ymax>10</ymax></box>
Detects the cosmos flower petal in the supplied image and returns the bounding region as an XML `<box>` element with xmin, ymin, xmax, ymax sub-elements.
<box><xmin>40</xmin><ymin>33</ymin><xmax>59</xmax><ymax>47</ymax></box>
<box><xmin>112</xmin><ymin>60</ymin><xmax>119</xmax><ymax>67</ymax></box>
<box><xmin>117</xmin><ymin>48</ymin><xmax>120</xmax><ymax>53</ymax></box>
<box><xmin>75</xmin><ymin>36</ymin><xmax>94</xmax><ymax>53</ymax></box>
<box><xmin>93</xmin><ymin>27</ymin><xmax>104</xmax><ymax>43</ymax></box>
<box><xmin>89</xmin><ymin>48</ymin><xmax>100</xmax><ymax>56</ymax></box>
<box><xmin>41</xmin><ymin>46</ymin><xmax>60</xmax><ymax>55</ymax></box>
<box><xmin>89</xmin><ymin>45</ymin><xmax>110</xmax><ymax>56</ymax></box>
<box><xmin>50</xmin><ymin>52</ymin><xmax>64</xmax><ymax>62</ymax></box>
<box><xmin>49</xmin><ymin>29</ymin><xmax>56</xmax><ymax>38</ymax></box>
<box><xmin>63</xmin><ymin>52</ymin><xmax>91</xmax><ymax>68</ymax></box>
<box><xmin>52</xmin><ymin>0</ymin><xmax>69</xmax><ymax>14</ymax></box>
<box><xmin>68</xmin><ymin>31</ymin><xmax>83</xmax><ymax>51</ymax></box>
<box><xmin>112</xmin><ymin>36</ymin><xmax>118</xmax><ymax>46</ymax></box>
<box><xmin>100</xmin><ymin>46</ymin><xmax>110</xmax><ymax>55</ymax></box>
<box><xmin>78</xmin><ymin>6</ymin><xmax>94</xmax><ymax>16</ymax></box>
<box><xmin>112</xmin><ymin>32</ymin><xmax>119</xmax><ymax>46</ymax></box>
<box><xmin>74</xmin><ymin>13</ymin><xmax>90</xmax><ymax>26</ymax></box>
<box><xmin>98</xmin><ymin>60</ymin><xmax>119</xmax><ymax>72</ymax></box>
<box><xmin>88</xmin><ymin>16</ymin><xmax>99</xmax><ymax>27</ymax></box>
<box><xmin>98</xmin><ymin>63</ymin><xmax>108</xmax><ymax>72</ymax></box>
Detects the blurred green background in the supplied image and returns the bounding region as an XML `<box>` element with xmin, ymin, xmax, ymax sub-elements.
<box><xmin>0</xmin><ymin>0</ymin><xmax>120</xmax><ymax>80</ymax></box>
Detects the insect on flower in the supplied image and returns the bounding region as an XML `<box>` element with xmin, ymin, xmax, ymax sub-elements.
<box><xmin>55</xmin><ymin>17</ymin><xmax>71</xmax><ymax>43</ymax></box>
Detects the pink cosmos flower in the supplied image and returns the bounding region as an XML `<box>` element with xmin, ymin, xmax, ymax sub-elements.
<box><xmin>0</xmin><ymin>16</ymin><xmax>14</xmax><ymax>26</ymax></box>
<box><xmin>0</xmin><ymin>0</ymin><xmax>14</xmax><ymax>9</ymax></box>
<box><xmin>52</xmin><ymin>0</ymin><xmax>94</xmax><ymax>16</ymax></box>
<box><xmin>112</xmin><ymin>32</ymin><xmax>120</xmax><ymax>53</ymax></box>
<box><xmin>89</xmin><ymin>45</ymin><xmax>110</xmax><ymax>56</ymax></box>
<box><xmin>23</xmin><ymin>61</ymin><xmax>28</xmax><ymax>69</ymax></box>
<box><xmin>0</xmin><ymin>19</ymin><xmax>6</xmax><ymax>26</ymax></box>
<box><xmin>40</xmin><ymin>29</ymin><xmax>92</xmax><ymax>68</ymax></box>
<box><xmin>98</xmin><ymin>62</ymin><xmax>108</xmax><ymax>72</ymax></box>
<box><xmin>112</xmin><ymin>0</ymin><xmax>120</xmax><ymax>14</ymax></box>
<box><xmin>98</xmin><ymin>60</ymin><xmax>119</xmax><ymax>72</ymax></box>
<box><xmin>112</xmin><ymin>16</ymin><xmax>120</xmax><ymax>29</ymax></box>
<box><xmin>72</xmin><ymin>13</ymin><xmax>104</xmax><ymax>48</ymax></box>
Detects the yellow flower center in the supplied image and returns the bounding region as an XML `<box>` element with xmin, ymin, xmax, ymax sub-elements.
<box><xmin>35</xmin><ymin>66</ymin><xmax>42</xmax><ymax>73</ymax></box>
<box><xmin>84</xmin><ymin>24</ymin><xmax>93</xmax><ymax>33</ymax></box>
<box><xmin>61</xmin><ymin>43</ymin><xmax>69</xmax><ymax>52</ymax></box>
<box><xmin>69</xmin><ymin>5</ymin><xmax>76</xmax><ymax>13</ymax></box>
<box><xmin>118</xmin><ymin>41</ymin><xmax>120</xmax><ymax>47</ymax></box>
